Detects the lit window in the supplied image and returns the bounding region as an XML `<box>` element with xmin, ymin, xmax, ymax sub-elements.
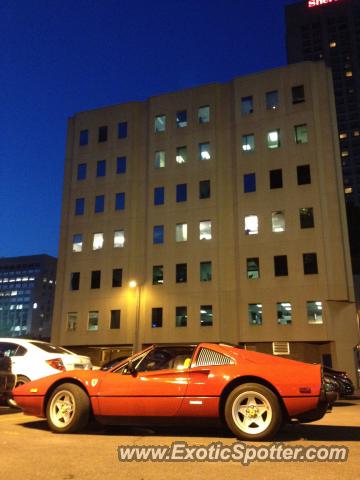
<box><xmin>153</xmin><ymin>225</ymin><xmax>164</xmax><ymax>244</ymax></box>
<box><xmin>77</xmin><ymin>163</ymin><xmax>87</xmax><ymax>180</ymax></box>
<box><xmin>200</xmin><ymin>261</ymin><xmax>212</xmax><ymax>282</ymax></box>
<box><xmin>176</xmin><ymin>223</ymin><xmax>187</xmax><ymax>242</ymax></box>
<box><xmin>154</xmin><ymin>115</ymin><xmax>166</xmax><ymax>132</ymax></box>
<box><xmin>244</xmin><ymin>173</ymin><xmax>256</xmax><ymax>193</ymax></box>
<box><xmin>299</xmin><ymin>208</ymin><xmax>314</xmax><ymax>228</ymax></box>
<box><xmin>96</xmin><ymin>160</ymin><xmax>106</xmax><ymax>177</ymax></box>
<box><xmin>155</xmin><ymin>150</ymin><xmax>165</xmax><ymax>168</ymax></box>
<box><xmin>242</xmin><ymin>134</ymin><xmax>255</xmax><ymax>152</ymax></box>
<box><xmin>75</xmin><ymin>198</ymin><xmax>85</xmax><ymax>216</ymax></box>
<box><xmin>154</xmin><ymin>187</ymin><xmax>165</xmax><ymax>205</ymax></box>
<box><xmin>292</xmin><ymin>85</ymin><xmax>305</xmax><ymax>104</ymax></box>
<box><xmin>303</xmin><ymin>253</ymin><xmax>318</xmax><ymax>274</ymax></box>
<box><xmin>152</xmin><ymin>308</ymin><xmax>163</xmax><ymax>328</ymax></box>
<box><xmin>79</xmin><ymin>130</ymin><xmax>88</xmax><ymax>146</ymax></box>
<box><xmin>241</xmin><ymin>96</ymin><xmax>253</xmax><ymax>114</ymax></box>
<box><xmin>118</xmin><ymin>122</ymin><xmax>128</xmax><ymax>139</ymax></box>
<box><xmin>199</xmin><ymin>142</ymin><xmax>211</xmax><ymax>160</ymax></box>
<box><xmin>339</xmin><ymin>132</ymin><xmax>348</xmax><ymax>140</ymax></box>
<box><xmin>266</xmin><ymin>90</ymin><xmax>279</xmax><ymax>110</ymax></box>
<box><xmin>277</xmin><ymin>302</ymin><xmax>292</xmax><ymax>325</ymax></box>
<box><xmin>248</xmin><ymin>304</ymin><xmax>262</xmax><ymax>325</ymax></box>
<box><xmin>247</xmin><ymin>258</ymin><xmax>259</xmax><ymax>279</ymax></box>
<box><xmin>245</xmin><ymin>215</ymin><xmax>258</xmax><ymax>235</ymax></box>
<box><xmin>199</xmin><ymin>180</ymin><xmax>210</xmax><ymax>199</ymax></box>
<box><xmin>199</xmin><ymin>220</ymin><xmax>212</xmax><ymax>240</ymax></box>
<box><xmin>115</xmin><ymin>192</ymin><xmax>125</xmax><ymax>211</ymax></box>
<box><xmin>274</xmin><ymin>255</ymin><xmax>288</xmax><ymax>276</ymax></box>
<box><xmin>198</xmin><ymin>105</ymin><xmax>210</xmax><ymax>124</ymax></box>
<box><xmin>294</xmin><ymin>124</ymin><xmax>308</xmax><ymax>144</ymax></box>
<box><xmin>200</xmin><ymin>305</ymin><xmax>213</xmax><ymax>326</ymax></box>
<box><xmin>92</xmin><ymin>233</ymin><xmax>104</xmax><ymax>250</ymax></box>
<box><xmin>329</xmin><ymin>41</ymin><xmax>336</xmax><ymax>48</ymax></box>
<box><xmin>176</xmin><ymin>110</ymin><xmax>187</xmax><ymax>128</ymax></box>
<box><xmin>269</xmin><ymin>169</ymin><xmax>283</xmax><ymax>189</ymax></box>
<box><xmin>267</xmin><ymin>129</ymin><xmax>280</xmax><ymax>149</ymax></box>
<box><xmin>176</xmin><ymin>263</ymin><xmax>187</xmax><ymax>283</ymax></box>
<box><xmin>98</xmin><ymin>126</ymin><xmax>107</xmax><ymax>143</ymax></box>
<box><xmin>88</xmin><ymin>311</ymin><xmax>99</xmax><ymax>331</ymax></box>
<box><xmin>353</xmin><ymin>131</ymin><xmax>360</xmax><ymax>137</ymax></box>
<box><xmin>307</xmin><ymin>301</ymin><xmax>323</xmax><ymax>324</ymax></box>
<box><xmin>341</xmin><ymin>150</ymin><xmax>349</xmax><ymax>157</ymax></box>
<box><xmin>114</xmin><ymin>230</ymin><xmax>125</xmax><ymax>248</ymax></box>
<box><xmin>176</xmin><ymin>306</ymin><xmax>187</xmax><ymax>327</ymax></box>
<box><xmin>152</xmin><ymin>265</ymin><xmax>164</xmax><ymax>285</ymax></box>
<box><xmin>117</xmin><ymin>156</ymin><xmax>127</xmax><ymax>174</ymax></box>
<box><xmin>345</xmin><ymin>187</ymin><xmax>353</xmax><ymax>194</ymax></box>
<box><xmin>72</xmin><ymin>234</ymin><xmax>83</xmax><ymax>252</ymax></box>
<box><xmin>91</xmin><ymin>270</ymin><xmax>101</xmax><ymax>289</ymax></box>
<box><xmin>112</xmin><ymin>268</ymin><xmax>122</xmax><ymax>287</ymax></box>
<box><xmin>345</xmin><ymin>71</ymin><xmax>353</xmax><ymax>78</ymax></box>
<box><xmin>272</xmin><ymin>211</ymin><xmax>285</xmax><ymax>232</ymax></box>
<box><xmin>67</xmin><ymin>312</ymin><xmax>77</xmax><ymax>331</ymax></box>
<box><xmin>95</xmin><ymin>195</ymin><xmax>105</xmax><ymax>213</ymax></box>
<box><xmin>110</xmin><ymin>310</ymin><xmax>121</xmax><ymax>329</ymax></box>
<box><xmin>176</xmin><ymin>146</ymin><xmax>187</xmax><ymax>164</ymax></box>
<box><xmin>176</xmin><ymin>184</ymin><xmax>187</xmax><ymax>202</ymax></box>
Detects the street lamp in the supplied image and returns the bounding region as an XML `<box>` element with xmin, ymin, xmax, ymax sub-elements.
<box><xmin>129</xmin><ymin>280</ymin><xmax>141</xmax><ymax>354</ymax></box>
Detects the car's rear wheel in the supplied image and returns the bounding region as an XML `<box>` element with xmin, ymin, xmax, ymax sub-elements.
<box><xmin>224</xmin><ymin>383</ymin><xmax>282</xmax><ymax>441</ymax></box>
<box><xmin>46</xmin><ymin>383</ymin><xmax>90</xmax><ymax>433</ymax></box>
<box><xmin>15</xmin><ymin>375</ymin><xmax>30</xmax><ymax>387</ymax></box>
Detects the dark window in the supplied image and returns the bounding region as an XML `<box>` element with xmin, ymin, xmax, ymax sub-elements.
<box><xmin>153</xmin><ymin>225</ymin><xmax>164</xmax><ymax>244</ymax></box>
<box><xmin>154</xmin><ymin>187</ymin><xmax>165</xmax><ymax>205</ymax></box>
<box><xmin>292</xmin><ymin>85</ymin><xmax>305</xmax><ymax>104</ymax></box>
<box><xmin>96</xmin><ymin>160</ymin><xmax>106</xmax><ymax>177</ymax></box>
<box><xmin>152</xmin><ymin>265</ymin><xmax>164</xmax><ymax>285</ymax></box>
<box><xmin>91</xmin><ymin>270</ymin><xmax>101</xmax><ymax>289</ymax></box>
<box><xmin>300</xmin><ymin>208</ymin><xmax>314</xmax><ymax>228</ymax></box>
<box><xmin>199</xmin><ymin>180</ymin><xmax>210</xmax><ymax>199</ymax></box>
<box><xmin>274</xmin><ymin>255</ymin><xmax>288</xmax><ymax>276</ymax></box>
<box><xmin>77</xmin><ymin>163</ymin><xmax>87</xmax><ymax>180</ymax></box>
<box><xmin>176</xmin><ymin>263</ymin><xmax>187</xmax><ymax>283</ymax></box>
<box><xmin>200</xmin><ymin>305</ymin><xmax>213</xmax><ymax>326</ymax></box>
<box><xmin>70</xmin><ymin>272</ymin><xmax>80</xmax><ymax>291</ymax></box>
<box><xmin>303</xmin><ymin>253</ymin><xmax>318</xmax><ymax>274</ymax></box>
<box><xmin>110</xmin><ymin>310</ymin><xmax>121</xmax><ymax>329</ymax></box>
<box><xmin>266</xmin><ymin>90</ymin><xmax>279</xmax><ymax>110</ymax></box>
<box><xmin>152</xmin><ymin>308</ymin><xmax>163</xmax><ymax>328</ymax></box>
<box><xmin>117</xmin><ymin>156</ymin><xmax>127</xmax><ymax>174</ymax></box>
<box><xmin>176</xmin><ymin>184</ymin><xmax>187</xmax><ymax>202</ymax></box>
<box><xmin>247</xmin><ymin>258</ymin><xmax>260</xmax><ymax>279</ymax></box>
<box><xmin>118</xmin><ymin>122</ymin><xmax>127</xmax><ymax>139</ymax></box>
<box><xmin>200</xmin><ymin>261</ymin><xmax>212</xmax><ymax>281</ymax></box>
<box><xmin>98</xmin><ymin>126</ymin><xmax>108</xmax><ymax>143</ymax></box>
<box><xmin>112</xmin><ymin>268</ymin><xmax>122</xmax><ymax>287</ymax></box>
<box><xmin>176</xmin><ymin>110</ymin><xmax>187</xmax><ymax>128</ymax></box>
<box><xmin>176</xmin><ymin>306</ymin><xmax>187</xmax><ymax>327</ymax></box>
<box><xmin>270</xmin><ymin>169</ymin><xmax>283</xmax><ymax>189</ymax></box>
<box><xmin>244</xmin><ymin>173</ymin><xmax>256</xmax><ymax>193</ymax></box>
<box><xmin>241</xmin><ymin>96</ymin><xmax>253</xmax><ymax>114</ymax></box>
<box><xmin>115</xmin><ymin>192</ymin><xmax>125</xmax><ymax>210</ymax></box>
<box><xmin>79</xmin><ymin>130</ymin><xmax>88</xmax><ymax>146</ymax></box>
<box><xmin>75</xmin><ymin>198</ymin><xmax>85</xmax><ymax>216</ymax></box>
<box><xmin>95</xmin><ymin>195</ymin><xmax>105</xmax><ymax>213</ymax></box>
<box><xmin>297</xmin><ymin>165</ymin><xmax>311</xmax><ymax>185</ymax></box>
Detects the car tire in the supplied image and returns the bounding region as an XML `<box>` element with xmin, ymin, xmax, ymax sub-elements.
<box><xmin>15</xmin><ymin>375</ymin><xmax>31</xmax><ymax>387</ymax></box>
<box><xmin>224</xmin><ymin>383</ymin><xmax>282</xmax><ymax>441</ymax></box>
<box><xmin>46</xmin><ymin>383</ymin><xmax>90</xmax><ymax>433</ymax></box>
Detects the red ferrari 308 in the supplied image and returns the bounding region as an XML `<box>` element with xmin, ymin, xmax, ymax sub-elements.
<box><xmin>13</xmin><ymin>343</ymin><xmax>334</xmax><ymax>440</ymax></box>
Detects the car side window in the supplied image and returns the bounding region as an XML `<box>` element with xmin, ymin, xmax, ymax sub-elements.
<box><xmin>0</xmin><ymin>342</ymin><xmax>26</xmax><ymax>357</ymax></box>
<box><xmin>136</xmin><ymin>347</ymin><xmax>195</xmax><ymax>373</ymax></box>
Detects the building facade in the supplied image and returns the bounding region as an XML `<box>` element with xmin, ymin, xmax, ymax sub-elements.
<box><xmin>0</xmin><ymin>255</ymin><xmax>57</xmax><ymax>339</ymax></box>
<box><xmin>52</xmin><ymin>62</ymin><xmax>359</xmax><ymax>378</ymax></box>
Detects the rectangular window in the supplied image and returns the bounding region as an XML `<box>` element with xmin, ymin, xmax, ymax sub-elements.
<box><xmin>272</xmin><ymin>211</ymin><xmax>285</xmax><ymax>232</ymax></box>
<box><xmin>176</xmin><ymin>263</ymin><xmax>187</xmax><ymax>283</ymax></box>
<box><xmin>244</xmin><ymin>173</ymin><xmax>256</xmax><ymax>193</ymax></box>
<box><xmin>79</xmin><ymin>129</ymin><xmax>88</xmax><ymax>146</ymax></box>
<box><xmin>154</xmin><ymin>187</ymin><xmax>165</xmax><ymax>205</ymax></box>
<box><xmin>112</xmin><ymin>268</ymin><xmax>122</xmax><ymax>287</ymax></box>
<box><xmin>114</xmin><ymin>230</ymin><xmax>125</xmax><ymax>248</ymax></box>
<box><xmin>118</xmin><ymin>122</ymin><xmax>127</xmax><ymax>139</ymax></box>
<box><xmin>274</xmin><ymin>255</ymin><xmax>288</xmax><ymax>276</ymax></box>
<box><xmin>176</xmin><ymin>184</ymin><xmax>187</xmax><ymax>202</ymax></box>
<box><xmin>116</xmin><ymin>156</ymin><xmax>127</xmax><ymax>174</ymax></box>
<box><xmin>248</xmin><ymin>304</ymin><xmax>262</xmax><ymax>325</ymax></box>
<box><xmin>110</xmin><ymin>310</ymin><xmax>121</xmax><ymax>329</ymax></box>
<box><xmin>200</xmin><ymin>261</ymin><xmax>212</xmax><ymax>282</ymax></box>
<box><xmin>277</xmin><ymin>302</ymin><xmax>292</xmax><ymax>325</ymax></box>
<box><xmin>92</xmin><ymin>233</ymin><xmax>104</xmax><ymax>250</ymax></box>
<box><xmin>72</xmin><ymin>234</ymin><xmax>83</xmax><ymax>252</ymax></box>
<box><xmin>297</xmin><ymin>165</ymin><xmax>311</xmax><ymax>185</ymax></box>
<box><xmin>153</xmin><ymin>225</ymin><xmax>164</xmax><ymax>244</ymax></box>
<box><xmin>199</xmin><ymin>220</ymin><xmax>212</xmax><ymax>240</ymax></box>
<box><xmin>270</xmin><ymin>169</ymin><xmax>283</xmax><ymax>189</ymax></box>
<box><xmin>294</xmin><ymin>124</ymin><xmax>308</xmax><ymax>144</ymax></box>
<box><xmin>241</xmin><ymin>96</ymin><xmax>253</xmax><ymax>114</ymax></box>
<box><xmin>70</xmin><ymin>272</ymin><xmax>80</xmax><ymax>291</ymax></box>
<box><xmin>176</xmin><ymin>223</ymin><xmax>187</xmax><ymax>242</ymax></box>
<box><xmin>292</xmin><ymin>85</ymin><xmax>305</xmax><ymax>104</ymax></box>
<box><xmin>176</xmin><ymin>146</ymin><xmax>187</xmax><ymax>164</ymax></box>
<box><xmin>155</xmin><ymin>151</ymin><xmax>165</xmax><ymax>168</ymax></box>
<box><xmin>303</xmin><ymin>253</ymin><xmax>318</xmax><ymax>274</ymax></box>
<box><xmin>176</xmin><ymin>110</ymin><xmax>187</xmax><ymax>128</ymax></box>
<box><xmin>199</xmin><ymin>180</ymin><xmax>210</xmax><ymax>199</ymax></box>
<box><xmin>176</xmin><ymin>306</ymin><xmax>187</xmax><ymax>327</ymax></box>
<box><xmin>75</xmin><ymin>198</ymin><xmax>85</xmax><ymax>216</ymax></box>
<box><xmin>299</xmin><ymin>207</ymin><xmax>314</xmax><ymax>228</ymax></box>
<box><xmin>95</xmin><ymin>195</ymin><xmax>105</xmax><ymax>213</ymax></box>
<box><xmin>199</xmin><ymin>142</ymin><xmax>211</xmax><ymax>161</ymax></box>
<box><xmin>267</xmin><ymin>129</ymin><xmax>280</xmax><ymax>149</ymax></box>
<box><xmin>245</xmin><ymin>215</ymin><xmax>258</xmax><ymax>235</ymax></box>
<box><xmin>88</xmin><ymin>311</ymin><xmax>99</xmax><ymax>331</ymax></box>
<box><xmin>200</xmin><ymin>305</ymin><xmax>213</xmax><ymax>326</ymax></box>
<box><xmin>152</xmin><ymin>265</ymin><xmax>164</xmax><ymax>285</ymax></box>
<box><xmin>247</xmin><ymin>258</ymin><xmax>259</xmax><ymax>279</ymax></box>
<box><xmin>67</xmin><ymin>312</ymin><xmax>77</xmax><ymax>331</ymax></box>
<box><xmin>98</xmin><ymin>126</ymin><xmax>107</xmax><ymax>143</ymax></box>
<box><xmin>91</xmin><ymin>270</ymin><xmax>101</xmax><ymax>289</ymax></box>
<box><xmin>77</xmin><ymin>163</ymin><xmax>87</xmax><ymax>180</ymax></box>
<box><xmin>115</xmin><ymin>192</ymin><xmax>125</xmax><ymax>211</ymax></box>
<box><xmin>307</xmin><ymin>301</ymin><xmax>323</xmax><ymax>324</ymax></box>
<box><xmin>198</xmin><ymin>105</ymin><xmax>210</xmax><ymax>124</ymax></box>
<box><xmin>154</xmin><ymin>115</ymin><xmax>166</xmax><ymax>132</ymax></box>
<box><xmin>96</xmin><ymin>160</ymin><xmax>106</xmax><ymax>177</ymax></box>
<box><xmin>242</xmin><ymin>134</ymin><xmax>255</xmax><ymax>152</ymax></box>
<box><xmin>152</xmin><ymin>307</ymin><xmax>163</xmax><ymax>328</ymax></box>
<box><xmin>266</xmin><ymin>90</ymin><xmax>279</xmax><ymax>110</ymax></box>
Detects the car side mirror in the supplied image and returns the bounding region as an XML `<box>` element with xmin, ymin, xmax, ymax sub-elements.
<box><xmin>127</xmin><ymin>360</ymin><xmax>137</xmax><ymax>377</ymax></box>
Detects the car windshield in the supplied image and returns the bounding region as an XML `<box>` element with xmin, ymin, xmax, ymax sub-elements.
<box><xmin>29</xmin><ymin>341</ymin><xmax>73</xmax><ymax>354</ymax></box>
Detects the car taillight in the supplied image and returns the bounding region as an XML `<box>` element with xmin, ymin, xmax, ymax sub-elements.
<box><xmin>46</xmin><ymin>358</ymin><xmax>65</xmax><ymax>371</ymax></box>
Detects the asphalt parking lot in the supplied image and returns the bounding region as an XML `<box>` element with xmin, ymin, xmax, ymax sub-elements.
<box><xmin>0</xmin><ymin>397</ymin><xmax>359</xmax><ymax>480</ymax></box>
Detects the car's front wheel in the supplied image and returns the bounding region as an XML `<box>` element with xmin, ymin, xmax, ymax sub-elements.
<box><xmin>46</xmin><ymin>383</ymin><xmax>90</xmax><ymax>433</ymax></box>
<box><xmin>224</xmin><ymin>383</ymin><xmax>282</xmax><ymax>441</ymax></box>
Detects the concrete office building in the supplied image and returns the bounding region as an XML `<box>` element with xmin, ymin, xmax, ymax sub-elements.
<box><xmin>52</xmin><ymin>61</ymin><xmax>359</xmax><ymax>378</ymax></box>
<box><xmin>0</xmin><ymin>255</ymin><xmax>57</xmax><ymax>339</ymax></box>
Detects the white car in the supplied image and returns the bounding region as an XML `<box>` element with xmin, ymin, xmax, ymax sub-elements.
<box><xmin>0</xmin><ymin>338</ymin><xmax>92</xmax><ymax>386</ymax></box>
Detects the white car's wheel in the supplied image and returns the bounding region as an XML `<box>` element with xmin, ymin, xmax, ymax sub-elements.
<box><xmin>46</xmin><ymin>383</ymin><xmax>89</xmax><ymax>433</ymax></box>
<box><xmin>224</xmin><ymin>383</ymin><xmax>282</xmax><ymax>440</ymax></box>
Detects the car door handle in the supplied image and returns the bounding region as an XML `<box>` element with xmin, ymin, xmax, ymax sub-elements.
<box><xmin>190</xmin><ymin>368</ymin><xmax>211</xmax><ymax>375</ymax></box>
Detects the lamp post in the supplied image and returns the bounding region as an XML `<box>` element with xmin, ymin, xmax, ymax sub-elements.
<box><xmin>129</xmin><ymin>280</ymin><xmax>141</xmax><ymax>354</ymax></box>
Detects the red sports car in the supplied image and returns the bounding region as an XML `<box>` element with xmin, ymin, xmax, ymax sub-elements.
<box><xmin>13</xmin><ymin>343</ymin><xmax>334</xmax><ymax>440</ymax></box>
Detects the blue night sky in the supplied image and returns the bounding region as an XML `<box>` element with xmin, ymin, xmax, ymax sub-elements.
<box><xmin>1</xmin><ymin>0</ymin><xmax>297</xmax><ymax>258</ymax></box>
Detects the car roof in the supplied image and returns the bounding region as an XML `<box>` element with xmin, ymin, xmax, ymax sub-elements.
<box><xmin>0</xmin><ymin>338</ymin><xmax>50</xmax><ymax>346</ymax></box>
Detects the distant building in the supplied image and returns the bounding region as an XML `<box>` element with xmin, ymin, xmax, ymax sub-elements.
<box><xmin>0</xmin><ymin>255</ymin><xmax>57</xmax><ymax>340</ymax></box>
<box><xmin>52</xmin><ymin>61</ymin><xmax>359</xmax><ymax>378</ymax></box>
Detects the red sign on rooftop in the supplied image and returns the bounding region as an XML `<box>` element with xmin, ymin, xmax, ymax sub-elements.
<box><xmin>308</xmin><ymin>0</ymin><xmax>341</xmax><ymax>7</ymax></box>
